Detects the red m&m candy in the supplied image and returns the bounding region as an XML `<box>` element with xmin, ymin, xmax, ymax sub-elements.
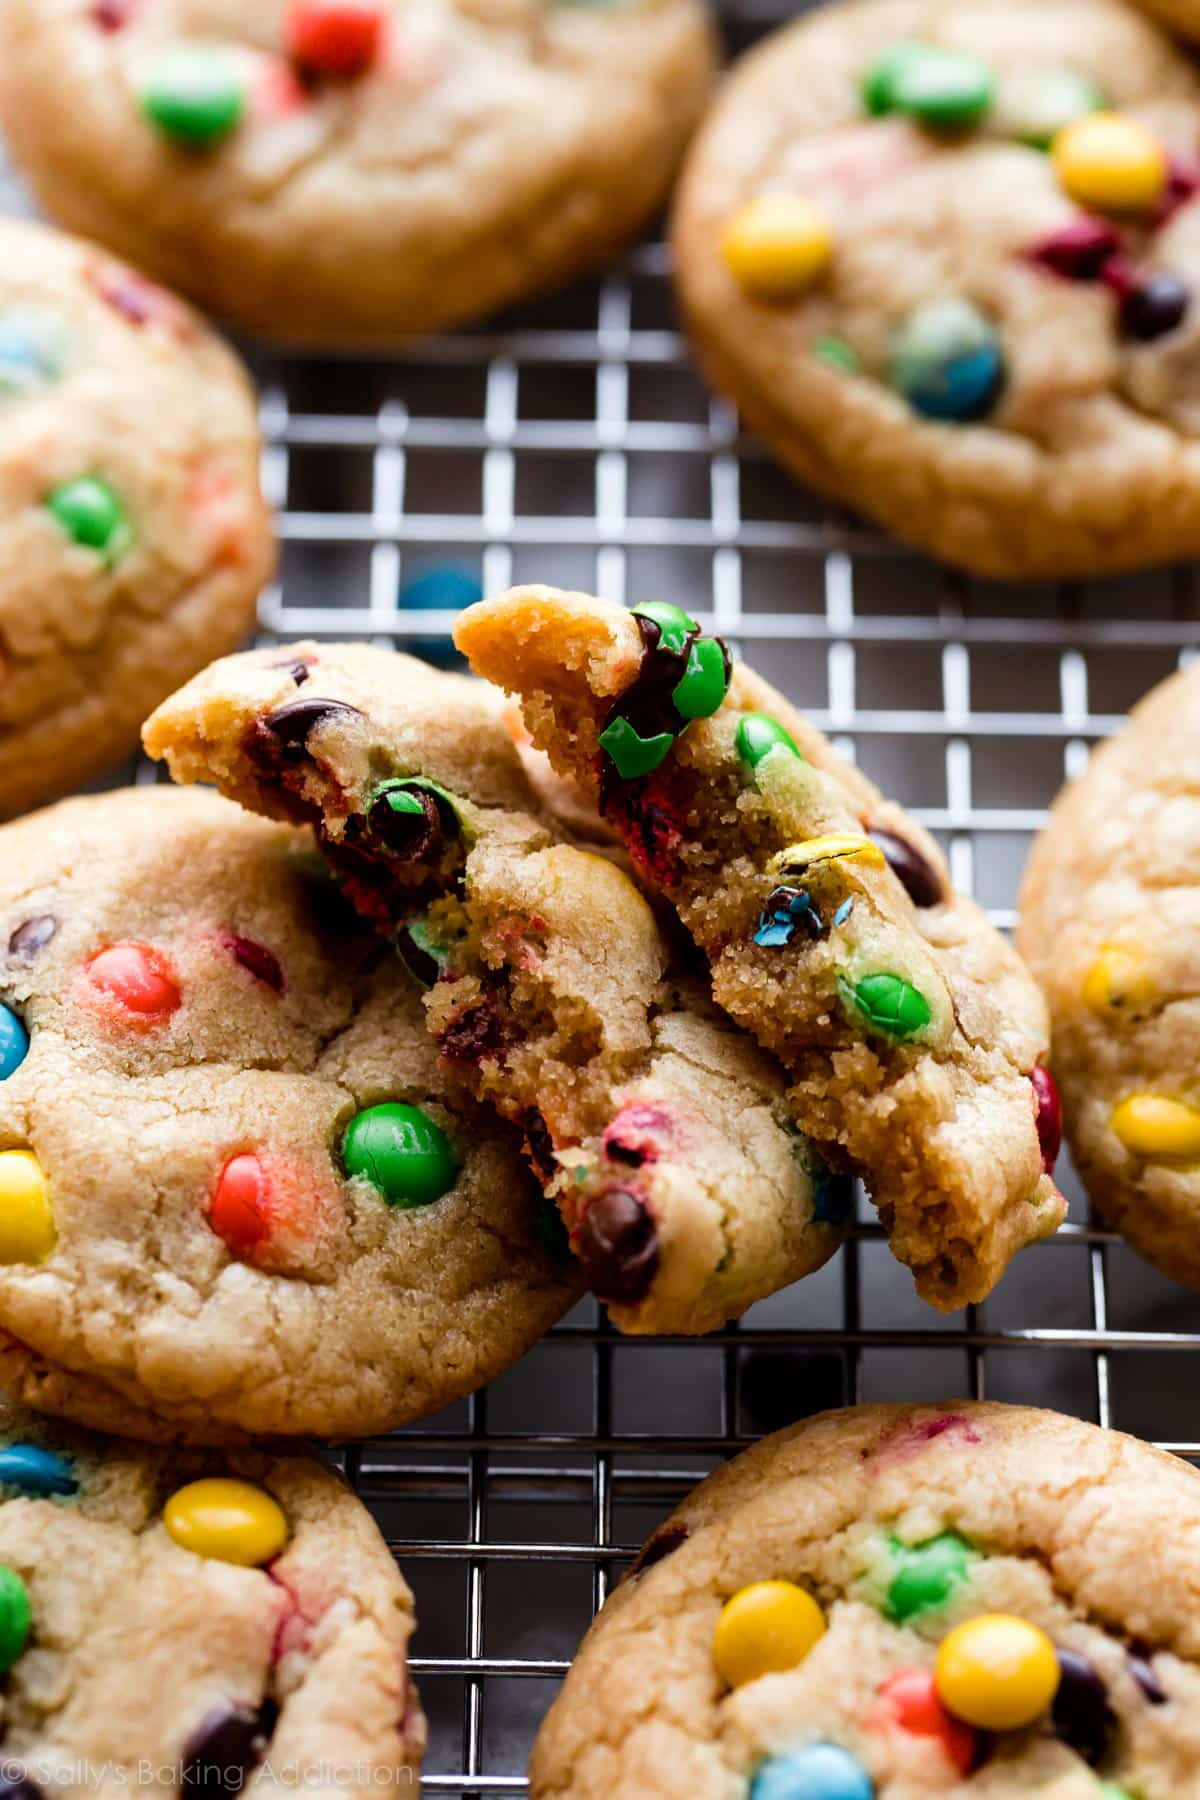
<box><xmin>286</xmin><ymin>2</ymin><xmax>384</xmax><ymax>77</ymax></box>
<box><xmin>86</xmin><ymin>943</ymin><xmax>181</xmax><ymax>1022</ymax></box>
<box><xmin>875</xmin><ymin>1668</ymin><xmax>976</xmax><ymax>1775</ymax></box>
<box><xmin>210</xmin><ymin>1154</ymin><xmax>273</xmax><ymax>1256</ymax></box>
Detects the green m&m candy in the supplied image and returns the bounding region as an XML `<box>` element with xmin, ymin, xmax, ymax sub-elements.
<box><xmin>885</xmin><ymin>1531</ymin><xmax>972</xmax><ymax>1622</ymax></box>
<box><xmin>862</xmin><ymin>41</ymin><xmax>925</xmax><ymax>115</ymax></box>
<box><xmin>631</xmin><ymin>600</ymin><xmax>697</xmax><ymax>658</ymax></box>
<box><xmin>46</xmin><ymin>477</ymin><xmax>133</xmax><ymax>560</ymax></box>
<box><xmin>0</xmin><ymin>1566</ymin><xmax>30</xmax><ymax>1671</ymax></box>
<box><xmin>839</xmin><ymin>971</ymin><xmax>932</xmax><ymax>1040</ymax></box>
<box><xmin>736</xmin><ymin>712</ymin><xmax>802</xmax><ymax>772</ymax></box>
<box><xmin>994</xmin><ymin>67</ymin><xmax>1104</xmax><ymax>149</ymax></box>
<box><xmin>598</xmin><ymin>715</ymin><xmax>675</xmax><ymax>780</ymax></box>
<box><xmin>341</xmin><ymin>1103</ymin><xmax>459</xmax><ymax>1208</ymax></box>
<box><xmin>672</xmin><ymin>636</ymin><xmax>729</xmax><ymax>721</ymax></box>
<box><xmin>142</xmin><ymin>49</ymin><xmax>246</xmax><ymax>149</ymax></box>
<box><xmin>866</xmin><ymin>42</ymin><xmax>994</xmax><ymax>133</ymax></box>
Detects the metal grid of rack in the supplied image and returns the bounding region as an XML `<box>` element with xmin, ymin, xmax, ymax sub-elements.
<box><xmin>15</xmin><ymin>1</ymin><xmax>1200</xmax><ymax>1791</ymax></box>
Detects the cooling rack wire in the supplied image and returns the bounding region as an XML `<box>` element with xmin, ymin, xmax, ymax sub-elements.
<box><xmin>17</xmin><ymin>0</ymin><xmax>1200</xmax><ymax>1790</ymax></box>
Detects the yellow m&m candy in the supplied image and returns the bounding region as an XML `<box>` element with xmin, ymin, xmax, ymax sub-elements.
<box><xmin>164</xmin><ymin>1478</ymin><xmax>289</xmax><ymax>1567</ymax></box>
<box><xmin>722</xmin><ymin>196</ymin><xmax>834</xmax><ymax>299</ymax></box>
<box><xmin>1052</xmin><ymin>112</ymin><xmax>1167</xmax><ymax>212</ymax></box>
<box><xmin>1082</xmin><ymin>943</ymin><xmax>1154</xmax><ymax>1015</ymax></box>
<box><xmin>713</xmin><ymin>1579</ymin><xmax>826</xmax><ymax>1688</ymax></box>
<box><xmin>1110</xmin><ymin>1093</ymin><xmax>1200</xmax><ymax>1161</ymax></box>
<box><xmin>0</xmin><ymin>1150</ymin><xmax>55</xmax><ymax>1265</ymax></box>
<box><xmin>935</xmin><ymin>1614</ymin><xmax>1060</xmax><ymax>1731</ymax></box>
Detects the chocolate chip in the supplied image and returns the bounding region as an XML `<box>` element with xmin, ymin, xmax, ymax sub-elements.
<box><xmin>868</xmin><ymin>825</ymin><xmax>944</xmax><ymax>908</ymax></box>
<box><xmin>1052</xmin><ymin>1649</ymin><xmax>1114</xmax><ymax>1766</ymax></box>
<box><xmin>181</xmin><ymin>1701</ymin><xmax>277</xmax><ymax>1796</ymax></box>
<box><xmin>287</xmin><ymin>663</ymin><xmax>311</xmax><ymax>686</ymax></box>
<box><xmin>522</xmin><ymin>1109</ymin><xmax>558</xmax><ymax>1183</ymax></box>
<box><xmin>1129</xmin><ymin>1649</ymin><xmax>1167</xmax><ymax>1704</ymax></box>
<box><xmin>575</xmin><ymin>1188</ymin><xmax>659</xmax><ymax>1304</ymax></box>
<box><xmin>629</xmin><ymin>1521</ymin><xmax>688</xmax><ymax>1576</ymax></box>
<box><xmin>1121</xmin><ymin>272</ymin><xmax>1190</xmax><ymax>341</ymax></box>
<box><xmin>254</xmin><ymin>698</ymin><xmax>364</xmax><ymax>762</ymax></box>
<box><xmin>0</xmin><ymin>1775</ymin><xmax>47</xmax><ymax>1800</ymax></box>
<box><xmin>7</xmin><ymin>917</ymin><xmax>58</xmax><ymax>963</ymax></box>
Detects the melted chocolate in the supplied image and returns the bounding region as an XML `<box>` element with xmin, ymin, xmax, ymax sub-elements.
<box><xmin>1129</xmin><ymin>1649</ymin><xmax>1167</xmax><ymax>1704</ymax></box>
<box><xmin>522</xmin><ymin>1109</ymin><xmax>558</xmax><ymax>1183</ymax></box>
<box><xmin>181</xmin><ymin>1701</ymin><xmax>277</xmax><ymax>1796</ymax></box>
<box><xmin>249</xmin><ymin>698</ymin><xmax>364</xmax><ymax>767</ymax></box>
<box><xmin>367</xmin><ymin>787</ymin><xmax>444</xmax><ymax>862</ymax></box>
<box><xmin>575</xmin><ymin>1188</ymin><xmax>659</xmax><ymax>1303</ymax></box>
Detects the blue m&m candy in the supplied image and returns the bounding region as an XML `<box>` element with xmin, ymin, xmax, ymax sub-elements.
<box><xmin>0</xmin><ymin>310</ymin><xmax>64</xmax><ymax>400</ymax></box>
<box><xmin>0</xmin><ymin>1442</ymin><xmax>77</xmax><ymax>1498</ymax></box>
<box><xmin>0</xmin><ymin>1005</ymin><xmax>28</xmax><ymax>1081</ymax></box>
<box><xmin>890</xmin><ymin>299</ymin><xmax>1005</xmax><ymax>423</ymax></box>
<box><xmin>751</xmin><ymin>1745</ymin><xmax>874</xmax><ymax>1800</ymax></box>
<box><xmin>398</xmin><ymin>564</ymin><xmax>482</xmax><ymax>668</ymax></box>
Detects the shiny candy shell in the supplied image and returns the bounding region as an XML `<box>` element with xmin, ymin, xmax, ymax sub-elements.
<box><xmin>0</xmin><ymin>1567</ymin><xmax>30</xmax><ymax>1672</ymax></box>
<box><xmin>0</xmin><ymin>1152</ymin><xmax>55</xmax><ymax>1265</ymax></box>
<box><xmin>164</xmin><ymin>1478</ymin><xmax>289</xmax><ymax>1566</ymax></box>
<box><xmin>142</xmin><ymin>49</ymin><xmax>247</xmax><ymax>148</ymax></box>
<box><xmin>1082</xmin><ymin>942</ymin><xmax>1153</xmax><ymax>1013</ymax></box>
<box><xmin>885</xmin><ymin>1531</ymin><xmax>971</xmax><ymax>1622</ymax></box>
<box><xmin>750</xmin><ymin>1744</ymin><xmax>874</xmax><ymax>1800</ymax></box>
<box><xmin>737</xmin><ymin>712</ymin><xmax>803</xmax><ymax>771</ymax></box>
<box><xmin>287</xmin><ymin>2</ymin><xmax>385</xmax><ymax>77</ymax></box>
<box><xmin>0</xmin><ymin>1443</ymin><xmax>77</xmax><ymax>1499</ymax></box>
<box><xmin>890</xmin><ymin>299</ymin><xmax>1005</xmax><ymax>423</ymax></box>
<box><xmin>935</xmin><ymin>1613</ymin><xmax>1060</xmax><ymax>1731</ymax></box>
<box><xmin>722</xmin><ymin>195</ymin><xmax>834</xmax><ymax>299</ymax></box>
<box><xmin>598</xmin><ymin>715</ymin><xmax>675</xmax><ymax>780</ymax></box>
<box><xmin>1053</xmin><ymin>112</ymin><xmax>1167</xmax><ymax>212</ymax></box>
<box><xmin>341</xmin><ymin>1102</ymin><xmax>460</xmax><ymax>1207</ymax></box>
<box><xmin>672</xmin><ymin>636</ymin><xmax>729</xmax><ymax>720</ymax></box>
<box><xmin>839</xmin><ymin>972</ymin><xmax>932</xmax><ymax>1040</ymax></box>
<box><xmin>631</xmin><ymin>600</ymin><xmax>697</xmax><ymax>657</ymax></box>
<box><xmin>875</xmin><ymin>1669</ymin><xmax>975</xmax><ymax>1775</ymax></box>
<box><xmin>865</xmin><ymin>42</ymin><xmax>994</xmax><ymax>131</ymax></box>
<box><xmin>46</xmin><ymin>477</ymin><xmax>132</xmax><ymax>560</ymax></box>
<box><xmin>772</xmin><ymin>836</ymin><xmax>886</xmax><ymax>881</ymax></box>
<box><xmin>210</xmin><ymin>1154</ymin><xmax>273</xmax><ymax>1256</ymax></box>
<box><xmin>86</xmin><ymin>943</ymin><xmax>181</xmax><ymax>1020</ymax></box>
<box><xmin>1110</xmin><ymin>1093</ymin><xmax>1200</xmax><ymax>1161</ymax></box>
<box><xmin>712</xmin><ymin>1580</ymin><xmax>826</xmax><ymax>1688</ymax></box>
<box><xmin>0</xmin><ymin>1005</ymin><xmax>28</xmax><ymax>1081</ymax></box>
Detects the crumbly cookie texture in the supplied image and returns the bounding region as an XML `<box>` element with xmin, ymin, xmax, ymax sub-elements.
<box><xmin>0</xmin><ymin>784</ymin><xmax>578</xmax><ymax>1442</ymax></box>
<box><xmin>0</xmin><ymin>216</ymin><xmax>270</xmax><ymax>819</ymax></box>
<box><xmin>1020</xmin><ymin>662</ymin><xmax>1200</xmax><ymax>1289</ymax></box>
<box><xmin>0</xmin><ymin>1395</ymin><xmax>424</xmax><ymax>1797</ymax></box>
<box><xmin>532</xmin><ymin>1400</ymin><xmax>1200</xmax><ymax>1800</ymax></box>
<box><xmin>144</xmin><ymin>642</ymin><xmax>850</xmax><ymax>1335</ymax></box>
<box><xmin>0</xmin><ymin>0</ymin><xmax>715</xmax><ymax>344</ymax></box>
<box><xmin>457</xmin><ymin>586</ymin><xmax>1065</xmax><ymax>1311</ymax></box>
<box><xmin>672</xmin><ymin>0</ymin><xmax>1200</xmax><ymax>578</ymax></box>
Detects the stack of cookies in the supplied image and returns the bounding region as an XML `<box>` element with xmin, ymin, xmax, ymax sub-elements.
<box><xmin>0</xmin><ymin>1</ymin><xmax>1196</xmax><ymax>1796</ymax></box>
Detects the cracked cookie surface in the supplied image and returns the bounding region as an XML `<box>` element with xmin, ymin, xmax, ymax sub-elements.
<box><xmin>672</xmin><ymin>0</ymin><xmax>1200</xmax><ymax>578</ymax></box>
<box><xmin>144</xmin><ymin>641</ymin><xmax>850</xmax><ymax>1336</ymax></box>
<box><xmin>0</xmin><ymin>216</ymin><xmax>270</xmax><ymax>819</ymax></box>
<box><xmin>457</xmin><ymin>585</ymin><xmax>1064</xmax><ymax>1311</ymax></box>
<box><xmin>0</xmin><ymin>783</ymin><xmax>577</xmax><ymax>1442</ymax></box>
<box><xmin>0</xmin><ymin>1394</ymin><xmax>423</xmax><ymax>1796</ymax></box>
<box><xmin>1020</xmin><ymin>661</ymin><xmax>1200</xmax><ymax>1290</ymax></box>
<box><xmin>532</xmin><ymin>1400</ymin><xmax>1200</xmax><ymax>1799</ymax></box>
<box><xmin>0</xmin><ymin>0</ymin><xmax>715</xmax><ymax>343</ymax></box>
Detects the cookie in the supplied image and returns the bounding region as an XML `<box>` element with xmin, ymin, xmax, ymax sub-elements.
<box><xmin>671</xmin><ymin>0</ymin><xmax>1200</xmax><ymax>579</ymax></box>
<box><xmin>1128</xmin><ymin>0</ymin><xmax>1200</xmax><ymax>42</ymax></box>
<box><xmin>0</xmin><ymin>783</ymin><xmax>577</xmax><ymax>1442</ymax></box>
<box><xmin>532</xmin><ymin>1400</ymin><xmax>1200</xmax><ymax>1799</ymax></box>
<box><xmin>1019</xmin><ymin>662</ymin><xmax>1200</xmax><ymax>1289</ymax></box>
<box><xmin>0</xmin><ymin>1393</ymin><xmax>424</xmax><ymax>1793</ymax></box>
<box><xmin>0</xmin><ymin>0</ymin><xmax>716</xmax><ymax>345</ymax></box>
<box><xmin>0</xmin><ymin>215</ymin><xmax>270</xmax><ymax>819</ymax></box>
<box><xmin>144</xmin><ymin>642</ymin><xmax>851</xmax><ymax>1336</ymax></box>
<box><xmin>456</xmin><ymin>586</ymin><xmax>1066</xmax><ymax>1311</ymax></box>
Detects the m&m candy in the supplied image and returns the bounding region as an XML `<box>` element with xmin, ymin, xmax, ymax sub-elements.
<box><xmin>0</xmin><ymin>1443</ymin><xmax>77</xmax><ymax>1499</ymax></box>
<box><xmin>736</xmin><ymin>713</ymin><xmax>803</xmax><ymax>773</ymax></box>
<box><xmin>935</xmin><ymin>1613</ymin><xmax>1060</xmax><ymax>1731</ymax></box>
<box><xmin>1030</xmin><ymin>1066</ymin><xmax>1062</xmax><ymax>1174</ymax></box>
<box><xmin>0</xmin><ymin>1005</ymin><xmax>28</xmax><ymax>1081</ymax></box>
<box><xmin>86</xmin><ymin>943</ymin><xmax>181</xmax><ymax>1020</ymax></box>
<box><xmin>47</xmin><ymin>477</ymin><xmax>132</xmax><ymax>561</ymax></box>
<box><xmin>883</xmin><ymin>1531</ymin><xmax>971</xmax><ymax>1622</ymax></box>
<box><xmin>0</xmin><ymin>1151</ymin><xmax>55</xmax><ymax>1265</ymax></box>
<box><xmin>712</xmin><ymin>1580</ymin><xmax>826</xmax><ymax>1688</ymax></box>
<box><xmin>890</xmin><ymin>299</ymin><xmax>1005</xmax><ymax>423</ymax></box>
<box><xmin>874</xmin><ymin>1668</ymin><xmax>975</xmax><ymax>1775</ymax></box>
<box><xmin>209</xmin><ymin>1155</ymin><xmax>273</xmax><ymax>1257</ymax></box>
<box><xmin>287</xmin><ymin>2</ymin><xmax>385</xmax><ymax>77</ymax></box>
<box><xmin>995</xmin><ymin>67</ymin><xmax>1103</xmax><ymax>148</ymax></box>
<box><xmin>1110</xmin><ymin>1093</ymin><xmax>1200</xmax><ymax>1160</ymax></box>
<box><xmin>142</xmin><ymin>49</ymin><xmax>246</xmax><ymax>148</ymax></box>
<box><xmin>164</xmin><ymin>1478</ymin><xmax>289</xmax><ymax>1566</ymax></box>
<box><xmin>722</xmin><ymin>196</ymin><xmax>834</xmax><ymax>299</ymax></box>
<box><xmin>1052</xmin><ymin>113</ymin><xmax>1167</xmax><ymax>212</ymax></box>
<box><xmin>839</xmin><ymin>972</ymin><xmax>932</xmax><ymax>1041</ymax></box>
<box><xmin>864</xmin><ymin>42</ymin><xmax>993</xmax><ymax>132</ymax></box>
<box><xmin>341</xmin><ymin>1103</ymin><xmax>460</xmax><ymax>1207</ymax></box>
<box><xmin>0</xmin><ymin>1567</ymin><xmax>30</xmax><ymax>1671</ymax></box>
<box><xmin>750</xmin><ymin>1744</ymin><xmax>873</xmax><ymax>1800</ymax></box>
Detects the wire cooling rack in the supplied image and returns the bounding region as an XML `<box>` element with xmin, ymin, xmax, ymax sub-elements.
<box><xmin>11</xmin><ymin>0</ymin><xmax>1200</xmax><ymax>1791</ymax></box>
